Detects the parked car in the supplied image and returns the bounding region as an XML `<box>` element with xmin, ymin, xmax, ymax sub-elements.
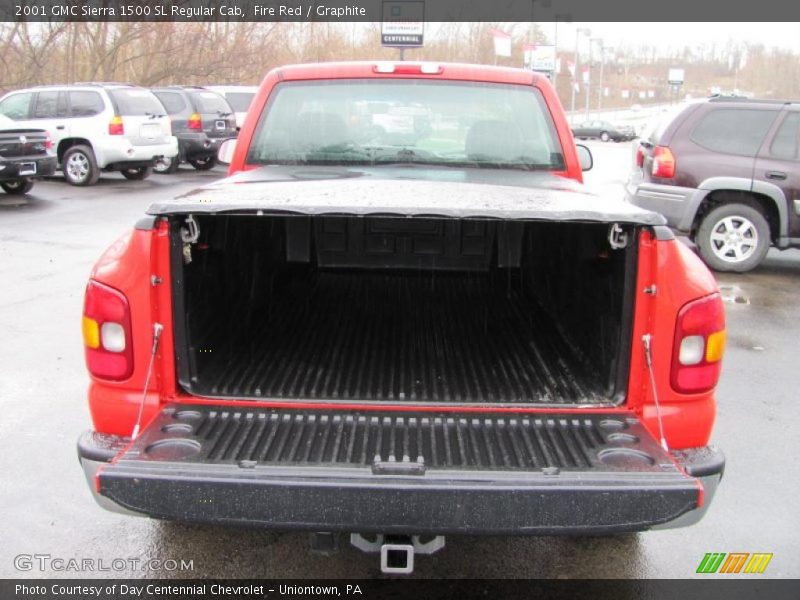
<box><xmin>572</xmin><ymin>120</ymin><xmax>636</xmax><ymax>142</ymax></box>
<box><xmin>205</xmin><ymin>85</ymin><xmax>258</xmax><ymax>130</ymax></box>
<box><xmin>151</xmin><ymin>86</ymin><xmax>237</xmax><ymax>173</ymax></box>
<box><xmin>0</xmin><ymin>114</ymin><xmax>57</xmax><ymax>194</ymax></box>
<box><xmin>78</xmin><ymin>62</ymin><xmax>725</xmax><ymax>575</ymax></box>
<box><xmin>0</xmin><ymin>83</ymin><xmax>178</xmax><ymax>186</ymax></box>
<box><xmin>626</xmin><ymin>96</ymin><xmax>800</xmax><ymax>272</ymax></box>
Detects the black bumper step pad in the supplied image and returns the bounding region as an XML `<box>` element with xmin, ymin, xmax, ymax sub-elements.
<box><xmin>192</xmin><ymin>271</ymin><xmax>607</xmax><ymax>405</ymax></box>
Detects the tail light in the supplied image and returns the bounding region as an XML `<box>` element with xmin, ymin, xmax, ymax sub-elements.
<box><xmin>108</xmin><ymin>116</ymin><xmax>124</xmax><ymax>136</ymax></box>
<box><xmin>652</xmin><ymin>145</ymin><xmax>676</xmax><ymax>178</ymax></box>
<box><xmin>635</xmin><ymin>144</ymin><xmax>644</xmax><ymax>168</ymax></box>
<box><xmin>82</xmin><ymin>280</ymin><xmax>133</xmax><ymax>381</ymax></box>
<box><xmin>44</xmin><ymin>132</ymin><xmax>53</xmax><ymax>151</ymax></box>
<box><xmin>373</xmin><ymin>63</ymin><xmax>443</xmax><ymax>74</ymax></box>
<box><xmin>671</xmin><ymin>293</ymin><xmax>726</xmax><ymax>394</ymax></box>
<box><xmin>187</xmin><ymin>112</ymin><xmax>202</xmax><ymax>130</ymax></box>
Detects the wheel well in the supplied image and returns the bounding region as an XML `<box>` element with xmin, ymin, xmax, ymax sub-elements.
<box><xmin>692</xmin><ymin>190</ymin><xmax>780</xmax><ymax>243</ymax></box>
<box><xmin>56</xmin><ymin>138</ymin><xmax>93</xmax><ymax>163</ymax></box>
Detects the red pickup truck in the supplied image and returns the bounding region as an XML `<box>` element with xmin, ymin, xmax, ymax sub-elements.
<box><xmin>78</xmin><ymin>62</ymin><xmax>725</xmax><ymax>574</ymax></box>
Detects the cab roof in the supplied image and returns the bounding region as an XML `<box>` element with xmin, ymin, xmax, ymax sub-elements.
<box><xmin>271</xmin><ymin>61</ymin><xmax>547</xmax><ymax>86</ymax></box>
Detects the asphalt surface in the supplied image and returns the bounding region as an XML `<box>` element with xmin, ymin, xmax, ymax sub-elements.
<box><xmin>0</xmin><ymin>148</ymin><xmax>798</xmax><ymax>579</ymax></box>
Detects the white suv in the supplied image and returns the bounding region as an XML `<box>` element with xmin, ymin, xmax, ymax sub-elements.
<box><xmin>0</xmin><ymin>83</ymin><xmax>178</xmax><ymax>186</ymax></box>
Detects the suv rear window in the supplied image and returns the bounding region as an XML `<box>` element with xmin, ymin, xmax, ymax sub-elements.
<box><xmin>108</xmin><ymin>89</ymin><xmax>164</xmax><ymax>116</ymax></box>
<box><xmin>153</xmin><ymin>91</ymin><xmax>186</xmax><ymax>115</ymax></box>
<box><xmin>191</xmin><ymin>91</ymin><xmax>232</xmax><ymax>115</ymax></box>
<box><xmin>224</xmin><ymin>92</ymin><xmax>255</xmax><ymax>112</ymax></box>
<box><xmin>691</xmin><ymin>108</ymin><xmax>777</xmax><ymax>156</ymax></box>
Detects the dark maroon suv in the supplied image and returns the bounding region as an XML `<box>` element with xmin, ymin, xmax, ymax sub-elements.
<box><xmin>626</xmin><ymin>97</ymin><xmax>800</xmax><ymax>272</ymax></box>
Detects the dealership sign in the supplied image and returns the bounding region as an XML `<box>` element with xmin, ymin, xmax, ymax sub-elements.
<box><xmin>381</xmin><ymin>1</ymin><xmax>425</xmax><ymax>47</ymax></box>
<box><xmin>523</xmin><ymin>44</ymin><xmax>556</xmax><ymax>73</ymax></box>
<box><xmin>668</xmin><ymin>68</ymin><xmax>685</xmax><ymax>85</ymax></box>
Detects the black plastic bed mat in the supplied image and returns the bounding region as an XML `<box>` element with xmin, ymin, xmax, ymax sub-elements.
<box><xmin>188</xmin><ymin>271</ymin><xmax>612</xmax><ymax>405</ymax></box>
<box><xmin>111</xmin><ymin>404</ymin><xmax>683</xmax><ymax>474</ymax></box>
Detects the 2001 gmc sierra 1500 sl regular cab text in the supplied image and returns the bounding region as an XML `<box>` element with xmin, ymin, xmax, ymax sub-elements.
<box><xmin>77</xmin><ymin>62</ymin><xmax>726</xmax><ymax>574</ymax></box>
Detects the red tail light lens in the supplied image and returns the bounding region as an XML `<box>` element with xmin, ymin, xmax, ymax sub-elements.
<box><xmin>671</xmin><ymin>293</ymin><xmax>726</xmax><ymax>394</ymax></box>
<box><xmin>108</xmin><ymin>116</ymin><xmax>124</xmax><ymax>136</ymax></box>
<box><xmin>635</xmin><ymin>145</ymin><xmax>644</xmax><ymax>168</ymax></box>
<box><xmin>652</xmin><ymin>145</ymin><xmax>676</xmax><ymax>178</ymax></box>
<box><xmin>82</xmin><ymin>280</ymin><xmax>134</xmax><ymax>381</ymax></box>
<box><xmin>187</xmin><ymin>112</ymin><xmax>202</xmax><ymax>130</ymax></box>
<box><xmin>44</xmin><ymin>132</ymin><xmax>53</xmax><ymax>151</ymax></box>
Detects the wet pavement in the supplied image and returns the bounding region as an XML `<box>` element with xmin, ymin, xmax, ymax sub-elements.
<box><xmin>0</xmin><ymin>150</ymin><xmax>798</xmax><ymax>579</ymax></box>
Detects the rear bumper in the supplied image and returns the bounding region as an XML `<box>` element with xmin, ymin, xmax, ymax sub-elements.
<box><xmin>177</xmin><ymin>133</ymin><xmax>233</xmax><ymax>160</ymax></box>
<box><xmin>0</xmin><ymin>155</ymin><xmax>57</xmax><ymax>179</ymax></box>
<box><xmin>625</xmin><ymin>180</ymin><xmax>708</xmax><ymax>231</ymax></box>
<box><xmin>78</xmin><ymin>409</ymin><xmax>724</xmax><ymax>535</ymax></box>
<box><xmin>93</xmin><ymin>136</ymin><xmax>178</xmax><ymax>168</ymax></box>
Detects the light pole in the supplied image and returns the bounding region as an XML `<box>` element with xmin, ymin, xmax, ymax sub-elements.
<box><xmin>584</xmin><ymin>37</ymin><xmax>599</xmax><ymax>118</ymax></box>
<box><xmin>597</xmin><ymin>43</ymin><xmax>610</xmax><ymax>111</ymax></box>
<box><xmin>553</xmin><ymin>15</ymin><xmax>571</xmax><ymax>92</ymax></box>
<box><xmin>570</xmin><ymin>27</ymin><xmax>590</xmax><ymax>114</ymax></box>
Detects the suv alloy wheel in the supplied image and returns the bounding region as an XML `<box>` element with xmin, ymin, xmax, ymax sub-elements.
<box><xmin>63</xmin><ymin>145</ymin><xmax>100</xmax><ymax>186</ymax></box>
<box><xmin>696</xmin><ymin>202</ymin><xmax>771</xmax><ymax>272</ymax></box>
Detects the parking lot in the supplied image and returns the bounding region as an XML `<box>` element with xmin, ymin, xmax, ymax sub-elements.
<box><xmin>1</xmin><ymin>143</ymin><xmax>798</xmax><ymax>579</ymax></box>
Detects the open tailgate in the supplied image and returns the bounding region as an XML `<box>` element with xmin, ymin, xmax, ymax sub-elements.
<box><xmin>97</xmin><ymin>404</ymin><xmax>701</xmax><ymax>535</ymax></box>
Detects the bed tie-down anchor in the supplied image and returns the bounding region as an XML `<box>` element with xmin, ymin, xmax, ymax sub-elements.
<box><xmin>180</xmin><ymin>214</ymin><xmax>200</xmax><ymax>264</ymax></box>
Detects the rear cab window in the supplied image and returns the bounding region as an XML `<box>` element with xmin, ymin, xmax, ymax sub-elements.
<box><xmin>690</xmin><ymin>108</ymin><xmax>778</xmax><ymax>156</ymax></box>
<box><xmin>108</xmin><ymin>88</ymin><xmax>165</xmax><ymax>116</ymax></box>
<box><xmin>246</xmin><ymin>80</ymin><xmax>565</xmax><ymax>171</ymax></box>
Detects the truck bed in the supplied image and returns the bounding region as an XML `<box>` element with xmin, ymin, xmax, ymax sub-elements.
<box><xmin>194</xmin><ymin>270</ymin><xmax>604</xmax><ymax>404</ymax></box>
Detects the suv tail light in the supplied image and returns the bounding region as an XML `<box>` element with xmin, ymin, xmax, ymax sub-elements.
<box><xmin>44</xmin><ymin>132</ymin><xmax>53</xmax><ymax>151</ymax></box>
<box><xmin>188</xmin><ymin>112</ymin><xmax>202</xmax><ymax>130</ymax></box>
<box><xmin>635</xmin><ymin>144</ymin><xmax>644</xmax><ymax>168</ymax></box>
<box><xmin>82</xmin><ymin>280</ymin><xmax>134</xmax><ymax>381</ymax></box>
<box><xmin>652</xmin><ymin>145</ymin><xmax>676</xmax><ymax>178</ymax></box>
<box><xmin>108</xmin><ymin>116</ymin><xmax>124</xmax><ymax>136</ymax></box>
<box><xmin>671</xmin><ymin>293</ymin><xmax>726</xmax><ymax>394</ymax></box>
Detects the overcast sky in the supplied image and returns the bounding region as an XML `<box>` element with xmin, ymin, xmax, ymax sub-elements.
<box><xmin>547</xmin><ymin>22</ymin><xmax>800</xmax><ymax>53</ymax></box>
